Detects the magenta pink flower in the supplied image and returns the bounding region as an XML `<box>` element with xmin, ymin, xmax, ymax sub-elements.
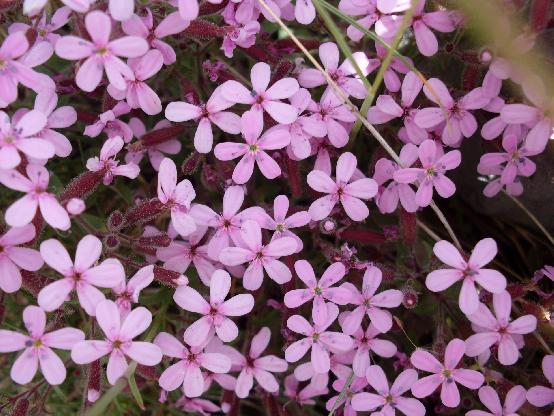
<box><xmin>157</xmin><ymin>157</ymin><xmax>197</xmax><ymax>237</ymax></box>
<box><xmin>284</xmin><ymin>260</ymin><xmax>351</xmax><ymax>325</ymax></box>
<box><xmin>410</xmin><ymin>338</ymin><xmax>484</xmax><ymax>408</ymax></box>
<box><xmin>393</xmin><ymin>139</ymin><xmax>461</xmax><ymax>207</ymax></box>
<box><xmin>38</xmin><ymin>235</ymin><xmax>125</xmax><ymax>315</ymax></box>
<box><xmin>465</xmin><ymin>291</ymin><xmax>537</xmax><ymax>365</ymax></box>
<box><xmin>235</xmin><ymin>327</ymin><xmax>288</xmax><ymax>398</ymax></box>
<box><xmin>173</xmin><ymin>269</ymin><xmax>255</xmax><ymax>346</ymax></box>
<box><xmin>113</xmin><ymin>265</ymin><xmax>155</xmax><ymax>318</ymax></box>
<box><xmin>467</xmin><ymin>385</ymin><xmax>527</xmax><ymax>416</ymax></box>
<box><xmin>526</xmin><ymin>355</ymin><xmax>554</xmax><ymax>407</ymax></box>
<box><xmin>285</xmin><ymin>374</ymin><xmax>327</xmax><ymax>405</ymax></box>
<box><xmin>307</xmin><ymin>152</ymin><xmax>378</xmax><ymax>221</ymax></box>
<box><xmin>0</xmin><ymin>224</ymin><xmax>43</xmax><ymax>293</ymax></box>
<box><xmin>0</xmin><ymin>305</ymin><xmax>84</xmax><ymax>385</ymax></box>
<box><xmin>219</xmin><ymin>220</ymin><xmax>297</xmax><ymax>291</ymax></box>
<box><xmin>71</xmin><ymin>300</ymin><xmax>162</xmax><ymax>385</ymax></box>
<box><xmin>221</xmin><ymin>11</ymin><xmax>260</xmax><ymax>59</ymax></box>
<box><xmin>0</xmin><ymin>164</ymin><xmax>70</xmax><ymax>230</ymax></box>
<box><xmin>23</xmin><ymin>0</ymin><xmax>91</xmax><ymax>15</ymax></box>
<box><xmin>220</xmin><ymin>62</ymin><xmax>299</xmax><ymax>126</ymax></box>
<box><xmin>425</xmin><ymin>238</ymin><xmax>507</xmax><ymax>315</ymax></box>
<box><xmin>326</xmin><ymin>377</ymin><xmax>367</xmax><ymax>415</ymax></box>
<box><xmin>214</xmin><ymin>109</ymin><xmax>290</xmax><ymax>184</ymax></box>
<box><xmin>86</xmin><ymin>136</ymin><xmax>140</xmax><ymax>185</ymax></box>
<box><xmin>166</xmin><ymin>86</ymin><xmax>241</xmax><ymax>153</ymax></box>
<box><xmin>84</xmin><ymin>102</ymin><xmax>133</xmax><ymax>141</ymax></box>
<box><xmin>341</xmin><ymin>265</ymin><xmax>403</xmax><ymax>334</ymax></box>
<box><xmin>55</xmin><ymin>11</ymin><xmax>149</xmax><ymax>92</ymax></box>
<box><xmin>410</xmin><ymin>0</ymin><xmax>456</xmax><ymax>56</ymax></box>
<box><xmin>285</xmin><ymin>303</ymin><xmax>353</xmax><ymax>374</ymax></box>
<box><xmin>352</xmin><ymin>365</ymin><xmax>425</xmax><ymax>415</ymax></box>
<box><xmin>155</xmin><ymin>332</ymin><xmax>231</xmax><ymax>397</ymax></box>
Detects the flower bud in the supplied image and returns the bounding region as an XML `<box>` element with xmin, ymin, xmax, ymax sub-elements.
<box><xmin>103</xmin><ymin>234</ymin><xmax>120</xmax><ymax>251</ymax></box>
<box><xmin>402</xmin><ymin>285</ymin><xmax>419</xmax><ymax>309</ymax></box>
<box><xmin>181</xmin><ymin>152</ymin><xmax>203</xmax><ymax>175</ymax></box>
<box><xmin>11</xmin><ymin>399</ymin><xmax>29</xmax><ymax>416</ymax></box>
<box><xmin>107</xmin><ymin>210</ymin><xmax>125</xmax><ymax>231</ymax></box>
<box><xmin>124</xmin><ymin>198</ymin><xmax>166</xmax><ymax>225</ymax></box>
<box><xmin>66</xmin><ymin>198</ymin><xmax>85</xmax><ymax>215</ymax></box>
<box><xmin>319</xmin><ymin>217</ymin><xmax>337</xmax><ymax>234</ymax></box>
<box><xmin>60</xmin><ymin>171</ymin><xmax>103</xmax><ymax>203</ymax></box>
<box><xmin>183</xmin><ymin>19</ymin><xmax>226</xmax><ymax>39</ymax></box>
<box><xmin>87</xmin><ymin>360</ymin><xmax>101</xmax><ymax>403</ymax></box>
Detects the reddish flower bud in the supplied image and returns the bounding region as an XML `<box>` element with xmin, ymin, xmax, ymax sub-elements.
<box><xmin>270</xmin><ymin>60</ymin><xmax>295</xmax><ymax>84</ymax></box>
<box><xmin>123</xmin><ymin>198</ymin><xmax>166</xmax><ymax>225</ymax></box>
<box><xmin>141</xmin><ymin>125</ymin><xmax>185</xmax><ymax>147</ymax></box>
<box><xmin>199</xmin><ymin>0</ymin><xmax>229</xmax><ymax>15</ymax></box>
<box><xmin>107</xmin><ymin>210</ymin><xmax>126</xmax><ymax>231</ymax></box>
<box><xmin>320</xmin><ymin>217</ymin><xmax>337</xmax><ymax>234</ymax></box>
<box><xmin>21</xmin><ymin>271</ymin><xmax>52</xmax><ymax>297</ymax></box>
<box><xmin>136</xmin><ymin>364</ymin><xmax>159</xmax><ymax>381</ymax></box>
<box><xmin>103</xmin><ymin>234</ymin><xmax>120</xmax><ymax>251</ymax></box>
<box><xmin>183</xmin><ymin>20</ymin><xmax>227</xmax><ymax>39</ymax></box>
<box><xmin>402</xmin><ymin>286</ymin><xmax>419</xmax><ymax>309</ymax></box>
<box><xmin>530</xmin><ymin>0</ymin><xmax>552</xmax><ymax>32</ymax></box>
<box><xmin>11</xmin><ymin>399</ymin><xmax>29</xmax><ymax>416</ymax></box>
<box><xmin>181</xmin><ymin>152</ymin><xmax>203</xmax><ymax>175</ymax></box>
<box><xmin>87</xmin><ymin>360</ymin><xmax>101</xmax><ymax>403</ymax></box>
<box><xmin>506</xmin><ymin>284</ymin><xmax>525</xmax><ymax>299</ymax></box>
<box><xmin>200</xmin><ymin>164</ymin><xmax>221</xmax><ymax>191</ymax></box>
<box><xmin>284</xmin><ymin>156</ymin><xmax>302</xmax><ymax>197</ymax></box>
<box><xmin>137</xmin><ymin>234</ymin><xmax>172</xmax><ymax>248</ymax></box>
<box><xmin>153</xmin><ymin>266</ymin><xmax>180</xmax><ymax>287</ymax></box>
<box><xmin>400</xmin><ymin>209</ymin><xmax>416</xmax><ymax>245</ymax></box>
<box><xmin>60</xmin><ymin>171</ymin><xmax>104</xmax><ymax>203</ymax></box>
<box><xmin>339</xmin><ymin>227</ymin><xmax>386</xmax><ymax>244</ymax></box>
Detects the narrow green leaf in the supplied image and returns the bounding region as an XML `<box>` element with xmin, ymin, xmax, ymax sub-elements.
<box><xmin>328</xmin><ymin>371</ymin><xmax>354</xmax><ymax>416</ymax></box>
<box><xmin>128</xmin><ymin>373</ymin><xmax>144</xmax><ymax>410</ymax></box>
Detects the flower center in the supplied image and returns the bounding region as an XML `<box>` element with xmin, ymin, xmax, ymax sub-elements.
<box><xmin>249</xmin><ymin>144</ymin><xmax>259</xmax><ymax>152</ymax></box>
<box><xmin>113</xmin><ymin>340</ymin><xmax>123</xmax><ymax>349</ymax></box>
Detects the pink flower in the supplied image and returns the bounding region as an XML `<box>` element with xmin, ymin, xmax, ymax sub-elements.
<box><xmin>341</xmin><ymin>265</ymin><xmax>403</xmax><ymax>334</ymax></box>
<box><xmin>410</xmin><ymin>338</ymin><xmax>485</xmax><ymax>408</ymax></box>
<box><xmin>526</xmin><ymin>355</ymin><xmax>554</xmax><ymax>407</ymax></box>
<box><xmin>285</xmin><ymin>374</ymin><xmax>327</xmax><ymax>405</ymax></box>
<box><xmin>157</xmin><ymin>157</ymin><xmax>197</xmax><ymax>237</ymax></box>
<box><xmin>178</xmin><ymin>0</ymin><xmax>200</xmax><ymax>20</ymax></box>
<box><xmin>410</xmin><ymin>0</ymin><xmax>456</xmax><ymax>56</ymax></box>
<box><xmin>86</xmin><ymin>136</ymin><xmax>140</xmax><ymax>185</ymax></box>
<box><xmin>0</xmin><ymin>164</ymin><xmax>70</xmax><ymax>230</ymax></box>
<box><xmin>173</xmin><ymin>269</ymin><xmax>254</xmax><ymax>346</ymax></box>
<box><xmin>467</xmin><ymin>385</ymin><xmax>527</xmax><ymax>416</ymax></box>
<box><xmin>465</xmin><ymin>291</ymin><xmax>537</xmax><ymax>365</ymax></box>
<box><xmin>425</xmin><ymin>238</ymin><xmax>507</xmax><ymax>315</ymax></box>
<box><xmin>122</xmin><ymin>9</ymin><xmax>189</xmax><ymax>65</ymax></box>
<box><xmin>166</xmin><ymin>86</ymin><xmax>241</xmax><ymax>153</ymax></box>
<box><xmin>235</xmin><ymin>327</ymin><xmax>288</xmax><ymax>398</ymax></box>
<box><xmin>84</xmin><ymin>102</ymin><xmax>133</xmax><ymax>141</ymax></box>
<box><xmin>298</xmin><ymin>42</ymin><xmax>370</xmax><ymax>100</ymax></box>
<box><xmin>107</xmin><ymin>49</ymin><xmax>164</xmax><ymax>115</ymax></box>
<box><xmin>23</xmin><ymin>0</ymin><xmax>91</xmax><ymax>15</ymax></box>
<box><xmin>393</xmin><ymin>139</ymin><xmax>461</xmax><ymax>207</ymax></box>
<box><xmin>113</xmin><ymin>265</ymin><xmax>155</xmax><ymax>318</ymax></box>
<box><xmin>71</xmin><ymin>300</ymin><xmax>162</xmax><ymax>385</ymax></box>
<box><xmin>9</xmin><ymin>6</ymin><xmax>71</xmax><ymax>48</ymax></box>
<box><xmin>373</xmin><ymin>143</ymin><xmax>419</xmax><ymax>213</ymax></box>
<box><xmin>285</xmin><ymin>303</ymin><xmax>353</xmax><ymax>374</ymax></box>
<box><xmin>214</xmin><ymin>110</ymin><xmax>290</xmax><ymax>184</ymax></box>
<box><xmin>220</xmin><ymin>62</ymin><xmax>299</xmax><ymax>127</ymax></box>
<box><xmin>0</xmin><ymin>225</ymin><xmax>43</xmax><ymax>293</ymax></box>
<box><xmin>307</xmin><ymin>152</ymin><xmax>378</xmax><ymax>221</ymax></box>
<box><xmin>219</xmin><ymin>220</ymin><xmax>297</xmax><ymax>291</ymax></box>
<box><xmin>108</xmin><ymin>0</ymin><xmax>134</xmax><ymax>21</ymax></box>
<box><xmin>352</xmin><ymin>365</ymin><xmax>425</xmax><ymax>415</ymax></box>
<box><xmin>414</xmin><ymin>79</ymin><xmax>489</xmax><ymax>146</ymax></box>
<box><xmin>284</xmin><ymin>260</ymin><xmax>351</xmax><ymax>325</ymax></box>
<box><xmin>154</xmin><ymin>332</ymin><xmax>231</xmax><ymax>397</ymax></box>
<box><xmin>221</xmin><ymin>15</ymin><xmax>260</xmax><ymax>59</ymax></box>
<box><xmin>0</xmin><ymin>109</ymin><xmax>53</xmax><ymax>169</ymax></box>
<box><xmin>37</xmin><ymin>235</ymin><xmax>125</xmax><ymax>315</ymax></box>
<box><xmin>326</xmin><ymin>377</ymin><xmax>367</xmax><ymax>415</ymax></box>
<box><xmin>0</xmin><ymin>305</ymin><xmax>83</xmax><ymax>385</ymax></box>
<box><xmin>55</xmin><ymin>11</ymin><xmax>149</xmax><ymax>92</ymax></box>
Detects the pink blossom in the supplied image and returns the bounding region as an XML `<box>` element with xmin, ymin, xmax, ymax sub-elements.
<box><xmin>0</xmin><ymin>164</ymin><xmax>70</xmax><ymax>230</ymax></box>
<box><xmin>113</xmin><ymin>265</ymin><xmax>155</xmax><ymax>318</ymax></box>
<box><xmin>166</xmin><ymin>86</ymin><xmax>241</xmax><ymax>153</ymax></box>
<box><xmin>0</xmin><ymin>305</ymin><xmax>84</xmax><ymax>385</ymax></box>
<box><xmin>526</xmin><ymin>355</ymin><xmax>554</xmax><ymax>407</ymax></box>
<box><xmin>23</xmin><ymin>0</ymin><xmax>91</xmax><ymax>15</ymax></box>
<box><xmin>221</xmin><ymin>5</ymin><xmax>260</xmax><ymax>58</ymax></box>
<box><xmin>340</xmin><ymin>265</ymin><xmax>402</xmax><ymax>334</ymax></box>
<box><xmin>294</xmin><ymin>351</ymin><xmax>352</xmax><ymax>390</ymax></box>
<box><xmin>71</xmin><ymin>300</ymin><xmax>162</xmax><ymax>385</ymax></box>
<box><xmin>108</xmin><ymin>0</ymin><xmax>135</xmax><ymax>21</ymax></box>
<box><xmin>219</xmin><ymin>220</ymin><xmax>297</xmax><ymax>290</ymax></box>
<box><xmin>220</xmin><ymin>62</ymin><xmax>299</xmax><ymax>127</ymax></box>
<box><xmin>37</xmin><ymin>235</ymin><xmax>125</xmax><ymax>315</ymax></box>
<box><xmin>410</xmin><ymin>338</ymin><xmax>485</xmax><ymax>408</ymax></box>
<box><xmin>307</xmin><ymin>152</ymin><xmax>378</xmax><ymax>221</ymax></box>
<box><xmin>232</xmin><ymin>0</ymin><xmax>283</xmax><ymax>26</ymax></box>
<box><xmin>467</xmin><ymin>385</ymin><xmax>527</xmax><ymax>416</ymax></box>
<box><xmin>235</xmin><ymin>327</ymin><xmax>288</xmax><ymax>398</ymax></box>
<box><xmin>373</xmin><ymin>42</ymin><xmax>412</xmax><ymax>92</ymax></box>
<box><xmin>373</xmin><ymin>143</ymin><xmax>419</xmax><ymax>213</ymax></box>
<box><xmin>84</xmin><ymin>102</ymin><xmax>133</xmax><ymax>141</ymax></box>
<box><xmin>154</xmin><ymin>332</ymin><xmax>231</xmax><ymax>397</ymax></box>
<box><xmin>157</xmin><ymin>157</ymin><xmax>197</xmax><ymax>237</ymax></box>
<box><xmin>465</xmin><ymin>291</ymin><xmax>537</xmax><ymax>365</ymax></box>
<box><xmin>298</xmin><ymin>42</ymin><xmax>370</xmax><ymax>100</ymax></box>
<box><xmin>176</xmin><ymin>396</ymin><xmax>220</xmax><ymax>415</ymax></box>
<box><xmin>426</xmin><ymin>238</ymin><xmax>507</xmax><ymax>315</ymax></box>
<box><xmin>393</xmin><ymin>139</ymin><xmax>461</xmax><ymax>207</ymax></box>
<box><xmin>66</xmin><ymin>198</ymin><xmax>85</xmax><ymax>215</ymax></box>
<box><xmin>86</xmin><ymin>136</ymin><xmax>140</xmax><ymax>185</ymax></box>
<box><xmin>214</xmin><ymin>109</ymin><xmax>290</xmax><ymax>184</ymax></box>
<box><xmin>410</xmin><ymin>0</ymin><xmax>456</xmax><ymax>56</ymax></box>
<box><xmin>9</xmin><ymin>6</ymin><xmax>71</xmax><ymax>47</ymax></box>
<box><xmin>338</xmin><ymin>0</ymin><xmax>389</xmax><ymax>42</ymax></box>
<box><xmin>55</xmin><ymin>11</ymin><xmax>149</xmax><ymax>92</ymax></box>
<box><xmin>285</xmin><ymin>303</ymin><xmax>353</xmax><ymax>374</ymax></box>
<box><xmin>285</xmin><ymin>374</ymin><xmax>327</xmax><ymax>405</ymax></box>
<box><xmin>352</xmin><ymin>365</ymin><xmax>425</xmax><ymax>415</ymax></box>
<box><xmin>326</xmin><ymin>376</ymin><xmax>367</xmax><ymax>415</ymax></box>
<box><xmin>0</xmin><ymin>225</ymin><xmax>43</xmax><ymax>293</ymax></box>
<box><xmin>173</xmin><ymin>269</ymin><xmax>255</xmax><ymax>346</ymax></box>
<box><xmin>177</xmin><ymin>0</ymin><xmax>200</xmax><ymax>20</ymax></box>
<box><xmin>284</xmin><ymin>260</ymin><xmax>351</xmax><ymax>325</ymax></box>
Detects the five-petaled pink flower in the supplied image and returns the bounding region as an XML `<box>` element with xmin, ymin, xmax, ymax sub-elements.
<box><xmin>71</xmin><ymin>299</ymin><xmax>162</xmax><ymax>385</ymax></box>
<box><xmin>219</xmin><ymin>220</ymin><xmax>297</xmax><ymax>291</ymax></box>
<box><xmin>113</xmin><ymin>265</ymin><xmax>155</xmax><ymax>318</ymax></box>
<box><xmin>467</xmin><ymin>385</ymin><xmax>527</xmax><ymax>416</ymax></box>
<box><xmin>410</xmin><ymin>0</ymin><xmax>456</xmax><ymax>57</ymax></box>
<box><xmin>235</xmin><ymin>327</ymin><xmax>288</xmax><ymax>398</ymax></box>
<box><xmin>55</xmin><ymin>11</ymin><xmax>149</xmax><ymax>92</ymax></box>
<box><xmin>307</xmin><ymin>152</ymin><xmax>378</xmax><ymax>221</ymax></box>
<box><xmin>411</xmin><ymin>338</ymin><xmax>485</xmax><ymax>408</ymax></box>
<box><xmin>526</xmin><ymin>354</ymin><xmax>554</xmax><ymax>408</ymax></box>
<box><xmin>0</xmin><ymin>305</ymin><xmax>84</xmax><ymax>385</ymax></box>
<box><xmin>173</xmin><ymin>269</ymin><xmax>255</xmax><ymax>346</ymax></box>
<box><xmin>86</xmin><ymin>136</ymin><xmax>140</xmax><ymax>185</ymax></box>
<box><xmin>425</xmin><ymin>238</ymin><xmax>507</xmax><ymax>315</ymax></box>
<box><xmin>0</xmin><ymin>224</ymin><xmax>43</xmax><ymax>293</ymax></box>
<box><xmin>38</xmin><ymin>235</ymin><xmax>125</xmax><ymax>315</ymax></box>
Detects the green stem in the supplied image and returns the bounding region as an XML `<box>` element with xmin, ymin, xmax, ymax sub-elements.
<box><xmin>328</xmin><ymin>371</ymin><xmax>354</xmax><ymax>416</ymax></box>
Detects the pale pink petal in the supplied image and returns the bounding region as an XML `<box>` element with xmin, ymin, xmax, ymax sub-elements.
<box><xmin>11</xmin><ymin>349</ymin><xmax>39</xmax><ymax>384</ymax></box>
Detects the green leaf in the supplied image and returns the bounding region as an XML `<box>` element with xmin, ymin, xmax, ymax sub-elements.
<box><xmin>128</xmin><ymin>373</ymin><xmax>144</xmax><ymax>410</ymax></box>
<box><xmin>328</xmin><ymin>371</ymin><xmax>354</xmax><ymax>415</ymax></box>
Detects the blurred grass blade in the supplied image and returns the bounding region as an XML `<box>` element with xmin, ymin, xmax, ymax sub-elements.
<box><xmin>128</xmin><ymin>373</ymin><xmax>145</xmax><ymax>410</ymax></box>
<box><xmin>328</xmin><ymin>371</ymin><xmax>354</xmax><ymax>415</ymax></box>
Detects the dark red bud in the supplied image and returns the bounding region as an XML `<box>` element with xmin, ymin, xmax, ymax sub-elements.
<box><xmin>462</xmin><ymin>64</ymin><xmax>480</xmax><ymax>91</ymax></box>
<box><xmin>153</xmin><ymin>266</ymin><xmax>179</xmax><ymax>287</ymax></box>
<box><xmin>21</xmin><ymin>271</ymin><xmax>52</xmax><ymax>297</ymax></box>
<box><xmin>506</xmin><ymin>284</ymin><xmax>525</xmax><ymax>299</ymax></box>
<box><xmin>88</xmin><ymin>359</ymin><xmax>101</xmax><ymax>392</ymax></box>
<box><xmin>60</xmin><ymin>171</ymin><xmax>103</xmax><ymax>203</ymax></box>
<box><xmin>270</xmin><ymin>60</ymin><xmax>295</xmax><ymax>84</ymax></box>
<box><xmin>123</xmin><ymin>198</ymin><xmax>166</xmax><ymax>225</ymax></box>
<box><xmin>181</xmin><ymin>152</ymin><xmax>203</xmax><ymax>175</ymax></box>
<box><xmin>136</xmin><ymin>364</ymin><xmax>159</xmax><ymax>380</ymax></box>
<box><xmin>183</xmin><ymin>20</ymin><xmax>227</xmax><ymax>39</ymax></box>
<box><xmin>107</xmin><ymin>210</ymin><xmax>126</xmax><ymax>231</ymax></box>
<box><xmin>137</xmin><ymin>234</ymin><xmax>171</xmax><ymax>248</ymax></box>
<box><xmin>284</xmin><ymin>157</ymin><xmax>302</xmax><ymax>197</ymax></box>
<box><xmin>400</xmin><ymin>209</ymin><xmax>417</xmax><ymax>245</ymax></box>
<box><xmin>244</xmin><ymin>46</ymin><xmax>278</xmax><ymax>64</ymax></box>
<box><xmin>141</xmin><ymin>125</ymin><xmax>185</xmax><ymax>147</ymax></box>
<box><xmin>11</xmin><ymin>399</ymin><xmax>29</xmax><ymax>416</ymax></box>
<box><xmin>338</xmin><ymin>227</ymin><xmax>386</xmax><ymax>244</ymax></box>
<box><xmin>199</xmin><ymin>0</ymin><xmax>229</xmax><ymax>15</ymax></box>
<box><xmin>103</xmin><ymin>234</ymin><xmax>120</xmax><ymax>251</ymax></box>
<box><xmin>530</xmin><ymin>0</ymin><xmax>552</xmax><ymax>32</ymax></box>
<box><xmin>402</xmin><ymin>286</ymin><xmax>419</xmax><ymax>309</ymax></box>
